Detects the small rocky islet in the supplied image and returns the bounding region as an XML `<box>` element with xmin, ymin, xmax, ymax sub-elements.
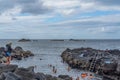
<box><xmin>61</xmin><ymin>47</ymin><xmax>120</xmax><ymax>80</ymax></box>
<box><xmin>18</xmin><ymin>39</ymin><xmax>31</xmax><ymax>42</ymax></box>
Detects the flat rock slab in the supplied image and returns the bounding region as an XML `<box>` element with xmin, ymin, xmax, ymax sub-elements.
<box><xmin>0</xmin><ymin>64</ymin><xmax>18</xmax><ymax>74</ymax></box>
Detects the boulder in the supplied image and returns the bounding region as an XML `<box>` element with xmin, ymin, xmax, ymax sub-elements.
<box><xmin>23</xmin><ymin>50</ymin><xmax>34</xmax><ymax>57</ymax></box>
<box><xmin>0</xmin><ymin>64</ymin><xmax>73</xmax><ymax>80</ymax></box>
<box><xmin>14</xmin><ymin>47</ymin><xmax>23</xmax><ymax>51</ymax></box>
<box><xmin>16</xmin><ymin>56</ymin><xmax>22</xmax><ymax>60</ymax></box>
<box><xmin>11</xmin><ymin>46</ymin><xmax>34</xmax><ymax>60</ymax></box>
<box><xmin>3</xmin><ymin>72</ymin><xmax>21</xmax><ymax>80</ymax></box>
<box><xmin>27</xmin><ymin>66</ymin><xmax>35</xmax><ymax>73</ymax></box>
<box><xmin>0</xmin><ymin>64</ymin><xmax>18</xmax><ymax>74</ymax></box>
<box><xmin>0</xmin><ymin>72</ymin><xmax>6</xmax><ymax>80</ymax></box>
<box><xmin>45</xmin><ymin>75</ymin><xmax>62</xmax><ymax>80</ymax></box>
<box><xmin>0</xmin><ymin>57</ymin><xmax>7</xmax><ymax>63</ymax></box>
<box><xmin>117</xmin><ymin>62</ymin><xmax>120</xmax><ymax>72</ymax></box>
<box><xmin>35</xmin><ymin>73</ymin><xmax>46</xmax><ymax>80</ymax></box>
<box><xmin>58</xmin><ymin>75</ymin><xmax>71</xmax><ymax>80</ymax></box>
<box><xmin>108</xmin><ymin>49</ymin><xmax>120</xmax><ymax>56</ymax></box>
<box><xmin>45</xmin><ymin>75</ymin><xmax>53</xmax><ymax>80</ymax></box>
<box><xmin>0</xmin><ymin>47</ymin><xmax>5</xmax><ymax>54</ymax></box>
<box><xmin>14</xmin><ymin>67</ymin><xmax>36</xmax><ymax>80</ymax></box>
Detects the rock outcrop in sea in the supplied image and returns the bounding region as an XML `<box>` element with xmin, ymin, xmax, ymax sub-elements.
<box><xmin>0</xmin><ymin>46</ymin><xmax>34</xmax><ymax>62</ymax></box>
<box><xmin>61</xmin><ymin>47</ymin><xmax>120</xmax><ymax>80</ymax></box>
<box><xmin>18</xmin><ymin>39</ymin><xmax>31</xmax><ymax>42</ymax></box>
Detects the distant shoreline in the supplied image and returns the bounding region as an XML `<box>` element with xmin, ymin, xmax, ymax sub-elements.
<box><xmin>1</xmin><ymin>39</ymin><xmax>120</xmax><ymax>40</ymax></box>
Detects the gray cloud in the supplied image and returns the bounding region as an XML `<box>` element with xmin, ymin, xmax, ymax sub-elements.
<box><xmin>0</xmin><ymin>0</ymin><xmax>52</xmax><ymax>15</ymax></box>
<box><xmin>15</xmin><ymin>0</ymin><xmax>52</xmax><ymax>15</ymax></box>
<box><xmin>0</xmin><ymin>0</ymin><xmax>120</xmax><ymax>15</ymax></box>
<box><xmin>50</xmin><ymin>21</ymin><xmax>120</xmax><ymax>28</ymax></box>
<box><xmin>0</xmin><ymin>0</ymin><xmax>15</xmax><ymax>13</ymax></box>
<box><xmin>83</xmin><ymin>0</ymin><xmax>120</xmax><ymax>6</ymax></box>
<box><xmin>20</xmin><ymin>1</ymin><xmax>51</xmax><ymax>15</ymax></box>
<box><xmin>15</xmin><ymin>0</ymin><xmax>38</xmax><ymax>4</ymax></box>
<box><xmin>96</xmin><ymin>0</ymin><xmax>120</xmax><ymax>6</ymax></box>
<box><xmin>46</xmin><ymin>15</ymin><xmax>120</xmax><ymax>35</ymax></box>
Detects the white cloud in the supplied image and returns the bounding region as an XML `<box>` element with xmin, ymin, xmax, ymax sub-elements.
<box><xmin>53</xmin><ymin>14</ymin><xmax>120</xmax><ymax>25</ymax></box>
<box><xmin>0</xmin><ymin>0</ymin><xmax>120</xmax><ymax>39</ymax></box>
<box><xmin>42</xmin><ymin>0</ymin><xmax>81</xmax><ymax>15</ymax></box>
<box><xmin>1</xmin><ymin>6</ymin><xmax>21</xmax><ymax>16</ymax></box>
<box><xmin>0</xmin><ymin>0</ymin><xmax>120</xmax><ymax>16</ymax></box>
<box><xmin>0</xmin><ymin>16</ymin><xmax>13</xmax><ymax>23</ymax></box>
<box><xmin>87</xmin><ymin>26</ymin><xmax>120</xmax><ymax>34</ymax></box>
<box><xmin>43</xmin><ymin>0</ymin><xmax>80</xmax><ymax>8</ymax></box>
<box><xmin>42</xmin><ymin>0</ymin><xmax>120</xmax><ymax>16</ymax></box>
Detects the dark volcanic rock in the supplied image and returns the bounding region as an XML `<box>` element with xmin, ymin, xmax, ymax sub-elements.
<box><xmin>11</xmin><ymin>46</ymin><xmax>34</xmax><ymax>60</ymax></box>
<box><xmin>58</xmin><ymin>75</ymin><xmax>72</xmax><ymax>80</ymax></box>
<box><xmin>14</xmin><ymin>67</ymin><xmax>36</xmax><ymax>80</ymax></box>
<box><xmin>108</xmin><ymin>49</ymin><xmax>120</xmax><ymax>56</ymax></box>
<box><xmin>61</xmin><ymin>47</ymin><xmax>120</xmax><ymax>80</ymax></box>
<box><xmin>14</xmin><ymin>47</ymin><xmax>23</xmax><ymax>51</ymax></box>
<box><xmin>18</xmin><ymin>39</ymin><xmax>31</xmax><ymax>42</ymax></box>
<box><xmin>0</xmin><ymin>64</ymin><xmax>18</xmax><ymax>74</ymax></box>
<box><xmin>0</xmin><ymin>47</ymin><xmax>5</xmax><ymax>54</ymax></box>
<box><xmin>35</xmin><ymin>73</ymin><xmax>46</xmax><ymax>80</ymax></box>
<box><xmin>0</xmin><ymin>64</ymin><xmax>72</xmax><ymax>80</ymax></box>
<box><xmin>0</xmin><ymin>46</ymin><xmax>34</xmax><ymax>62</ymax></box>
<box><xmin>117</xmin><ymin>60</ymin><xmax>120</xmax><ymax>73</ymax></box>
<box><xmin>2</xmin><ymin>72</ymin><xmax>21</xmax><ymax>80</ymax></box>
<box><xmin>45</xmin><ymin>74</ymin><xmax>62</xmax><ymax>80</ymax></box>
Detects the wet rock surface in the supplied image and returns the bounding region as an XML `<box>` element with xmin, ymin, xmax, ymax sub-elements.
<box><xmin>58</xmin><ymin>75</ymin><xmax>72</xmax><ymax>80</ymax></box>
<box><xmin>0</xmin><ymin>46</ymin><xmax>34</xmax><ymax>62</ymax></box>
<box><xmin>0</xmin><ymin>64</ymin><xmax>72</xmax><ymax>80</ymax></box>
<box><xmin>61</xmin><ymin>47</ymin><xmax>120</xmax><ymax>80</ymax></box>
<box><xmin>0</xmin><ymin>46</ymin><xmax>73</xmax><ymax>80</ymax></box>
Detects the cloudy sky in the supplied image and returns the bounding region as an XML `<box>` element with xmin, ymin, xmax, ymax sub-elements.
<box><xmin>0</xmin><ymin>0</ymin><xmax>120</xmax><ymax>39</ymax></box>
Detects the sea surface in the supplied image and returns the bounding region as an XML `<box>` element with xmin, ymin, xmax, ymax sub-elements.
<box><xmin>0</xmin><ymin>39</ymin><xmax>120</xmax><ymax>79</ymax></box>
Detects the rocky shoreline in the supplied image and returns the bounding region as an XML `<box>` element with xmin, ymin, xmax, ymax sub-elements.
<box><xmin>0</xmin><ymin>64</ymin><xmax>72</xmax><ymax>80</ymax></box>
<box><xmin>0</xmin><ymin>46</ymin><xmax>34</xmax><ymax>62</ymax></box>
<box><xmin>61</xmin><ymin>47</ymin><xmax>120</xmax><ymax>80</ymax></box>
<box><xmin>0</xmin><ymin>46</ymin><xmax>72</xmax><ymax>80</ymax></box>
<box><xmin>1</xmin><ymin>45</ymin><xmax>120</xmax><ymax>80</ymax></box>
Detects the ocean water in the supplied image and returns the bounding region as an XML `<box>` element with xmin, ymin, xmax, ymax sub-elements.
<box><xmin>0</xmin><ymin>39</ymin><xmax>120</xmax><ymax>79</ymax></box>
